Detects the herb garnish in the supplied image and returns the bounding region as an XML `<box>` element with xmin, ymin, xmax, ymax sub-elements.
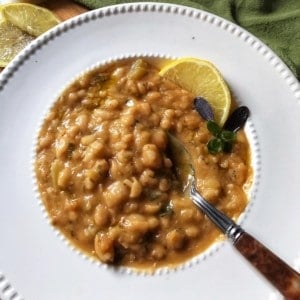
<box><xmin>159</xmin><ymin>202</ymin><xmax>174</xmax><ymax>217</ymax></box>
<box><xmin>194</xmin><ymin>97</ymin><xmax>249</xmax><ymax>155</ymax></box>
<box><xmin>223</xmin><ymin>106</ymin><xmax>250</xmax><ymax>132</ymax></box>
<box><xmin>207</xmin><ymin>120</ymin><xmax>236</xmax><ymax>154</ymax></box>
<box><xmin>194</xmin><ymin>97</ymin><xmax>214</xmax><ymax>121</ymax></box>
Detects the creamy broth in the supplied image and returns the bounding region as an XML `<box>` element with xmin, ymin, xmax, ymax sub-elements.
<box><xmin>35</xmin><ymin>58</ymin><xmax>251</xmax><ymax>269</ymax></box>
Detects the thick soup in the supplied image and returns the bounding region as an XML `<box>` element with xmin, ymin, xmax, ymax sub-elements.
<box><xmin>35</xmin><ymin>58</ymin><xmax>251</xmax><ymax>269</ymax></box>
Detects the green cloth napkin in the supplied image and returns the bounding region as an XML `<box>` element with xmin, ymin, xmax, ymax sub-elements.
<box><xmin>74</xmin><ymin>0</ymin><xmax>300</xmax><ymax>80</ymax></box>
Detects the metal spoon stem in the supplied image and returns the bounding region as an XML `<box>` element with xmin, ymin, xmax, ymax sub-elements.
<box><xmin>190</xmin><ymin>183</ymin><xmax>300</xmax><ymax>299</ymax></box>
<box><xmin>190</xmin><ymin>184</ymin><xmax>243</xmax><ymax>242</ymax></box>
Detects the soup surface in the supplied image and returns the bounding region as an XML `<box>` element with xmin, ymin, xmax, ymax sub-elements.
<box><xmin>35</xmin><ymin>58</ymin><xmax>251</xmax><ymax>269</ymax></box>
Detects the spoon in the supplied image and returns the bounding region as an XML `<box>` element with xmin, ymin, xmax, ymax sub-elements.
<box><xmin>168</xmin><ymin>133</ymin><xmax>300</xmax><ymax>299</ymax></box>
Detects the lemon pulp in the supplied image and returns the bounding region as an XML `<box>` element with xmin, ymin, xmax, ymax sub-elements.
<box><xmin>159</xmin><ymin>57</ymin><xmax>231</xmax><ymax>126</ymax></box>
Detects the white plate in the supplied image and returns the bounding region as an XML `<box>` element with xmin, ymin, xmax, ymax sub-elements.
<box><xmin>0</xmin><ymin>3</ymin><xmax>300</xmax><ymax>300</ymax></box>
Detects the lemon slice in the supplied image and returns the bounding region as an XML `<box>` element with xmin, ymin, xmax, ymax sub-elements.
<box><xmin>0</xmin><ymin>19</ymin><xmax>34</xmax><ymax>67</ymax></box>
<box><xmin>1</xmin><ymin>3</ymin><xmax>59</xmax><ymax>37</ymax></box>
<box><xmin>159</xmin><ymin>57</ymin><xmax>231</xmax><ymax>126</ymax></box>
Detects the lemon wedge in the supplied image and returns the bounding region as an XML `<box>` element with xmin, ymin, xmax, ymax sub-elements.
<box><xmin>1</xmin><ymin>3</ymin><xmax>59</xmax><ymax>37</ymax></box>
<box><xmin>0</xmin><ymin>3</ymin><xmax>60</xmax><ymax>67</ymax></box>
<box><xmin>159</xmin><ymin>57</ymin><xmax>231</xmax><ymax>126</ymax></box>
<box><xmin>0</xmin><ymin>19</ymin><xmax>34</xmax><ymax>67</ymax></box>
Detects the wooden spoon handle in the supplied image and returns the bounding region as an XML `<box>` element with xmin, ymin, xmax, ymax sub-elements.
<box><xmin>234</xmin><ymin>232</ymin><xmax>300</xmax><ymax>299</ymax></box>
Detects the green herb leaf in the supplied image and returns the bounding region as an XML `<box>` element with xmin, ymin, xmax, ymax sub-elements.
<box><xmin>159</xmin><ymin>202</ymin><xmax>174</xmax><ymax>217</ymax></box>
<box><xmin>220</xmin><ymin>130</ymin><xmax>236</xmax><ymax>142</ymax></box>
<box><xmin>207</xmin><ymin>120</ymin><xmax>222</xmax><ymax>137</ymax></box>
<box><xmin>205</xmin><ymin>105</ymin><xmax>249</xmax><ymax>155</ymax></box>
<box><xmin>91</xmin><ymin>72</ymin><xmax>110</xmax><ymax>84</ymax></box>
<box><xmin>147</xmin><ymin>189</ymin><xmax>162</xmax><ymax>200</ymax></box>
<box><xmin>207</xmin><ymin>138</ymin><xmax>223</xmax><ymax>154</ymax></box>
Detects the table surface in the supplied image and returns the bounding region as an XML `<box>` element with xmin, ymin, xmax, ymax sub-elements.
<box><xmin>41</xmin><ymin>0</ymin><xmax>88</xmax><ymax>21</ymax></box>
<box><xmin>0</xmin><ymin>0</ymin><xmax>87</xmax><ymax>72</ymax></box>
